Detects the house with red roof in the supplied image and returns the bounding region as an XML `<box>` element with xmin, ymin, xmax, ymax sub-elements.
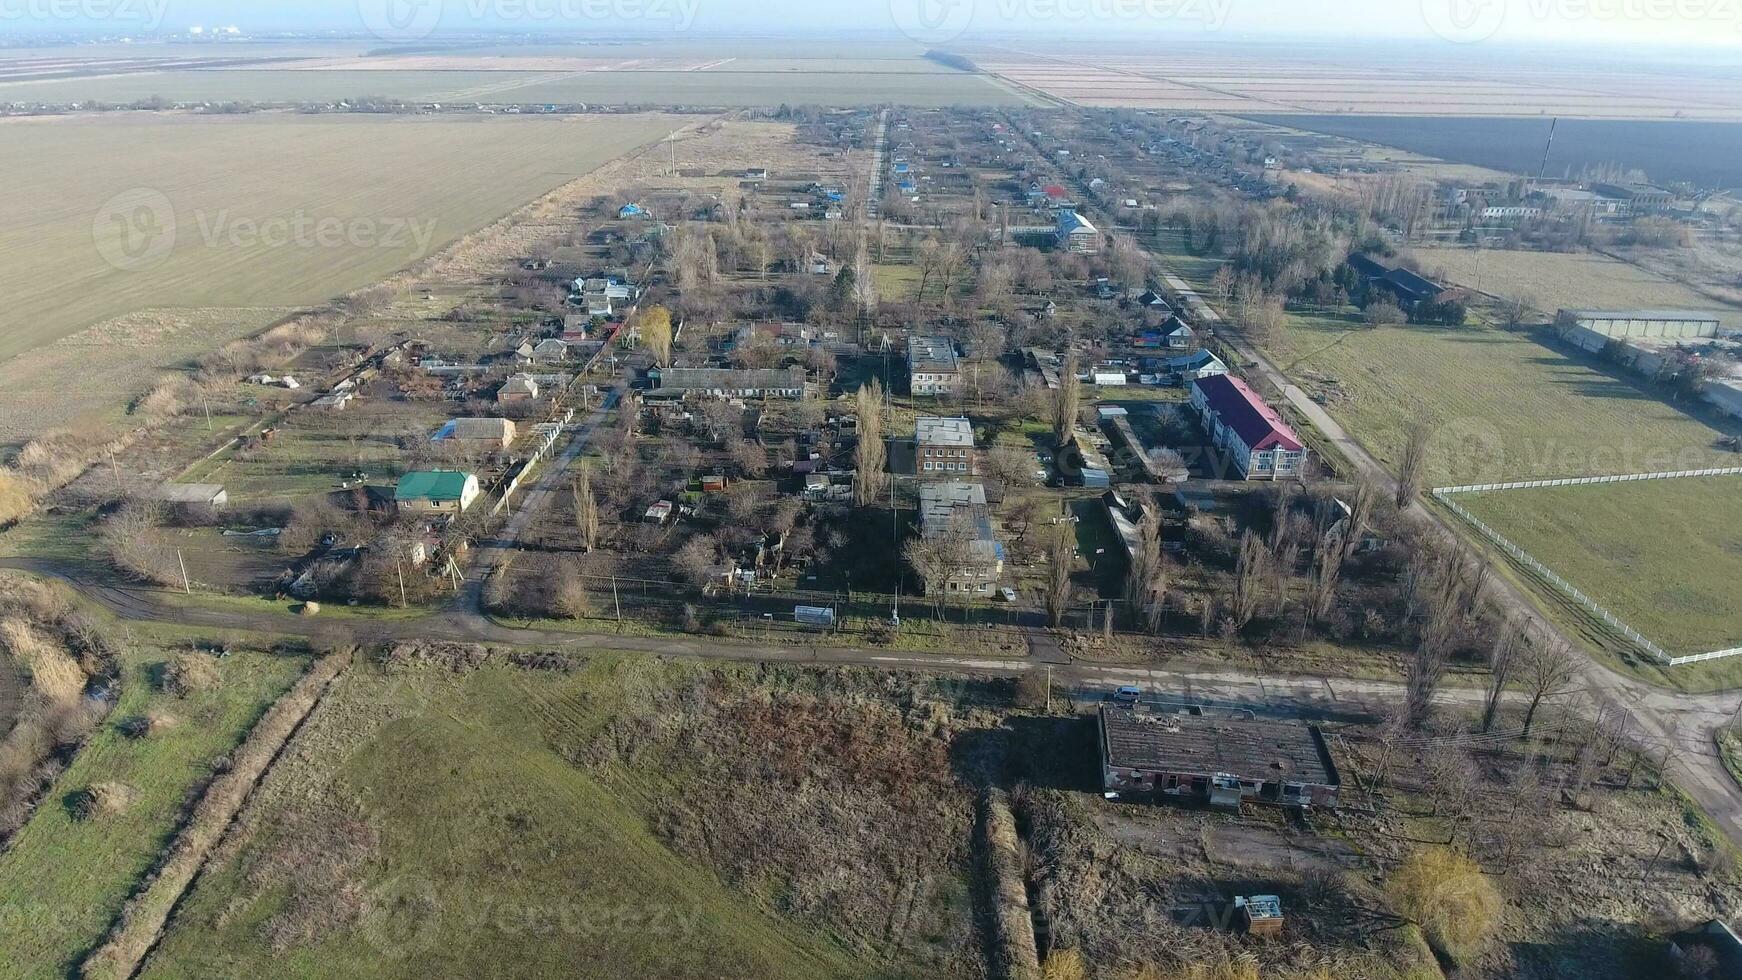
<box><xmin>1189</xmin><ymin>374</ymin><xmax>1307</xmax><ymax>481</ymax></box>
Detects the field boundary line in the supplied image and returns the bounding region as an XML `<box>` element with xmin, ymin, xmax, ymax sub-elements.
<box><xmin>1433</xmin><ymin>472</ymin><xmax>1742</xmax><ymax>666</ymax></box>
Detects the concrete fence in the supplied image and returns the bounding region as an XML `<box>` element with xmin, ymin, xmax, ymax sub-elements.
<box><xmin>1433</xmin><ymin>476</ymin><xmax>1742</xmax><ymax>666</ymax></box>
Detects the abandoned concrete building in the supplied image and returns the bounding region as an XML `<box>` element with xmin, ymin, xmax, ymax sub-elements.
<box><xmin>1097</xmin><ymin>705</ymin><xmax>1341</xmax><ymax>810</ymax></box>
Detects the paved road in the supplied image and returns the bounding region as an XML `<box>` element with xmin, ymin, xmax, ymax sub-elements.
<box><xmin>1161</xmin><ymin>273</ymin><xmax>1742</xmax><ymax>844</ymax></box>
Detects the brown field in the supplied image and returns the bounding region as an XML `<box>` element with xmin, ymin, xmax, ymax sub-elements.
<box><xmin>966</xmin><ymin>48</ymin><xmax>1742</xmax><ymax>119</ymax></box>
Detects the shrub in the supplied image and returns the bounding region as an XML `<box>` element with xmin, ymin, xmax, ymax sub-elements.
<box><xmin>1386</xmin><ymin>847</ymin><xmax>1503</xmax><ymax>965</ymax></box>
<box><xmin>72</xmin><ymin>782</ymin><xmax>138</xmax><ymax>820</ymax></box>
<box><xmin>161</xmin><ymin>653</ymin><xmax>220</xmax><ymax>697</ymax></box>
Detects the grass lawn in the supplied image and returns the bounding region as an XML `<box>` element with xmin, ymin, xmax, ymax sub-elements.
<box><xmin>1456</xmin><ymin>476</ymin><xmax>1742</xmax><ymax>656</ymax></box>
<box><xmin>0</xmin><ymin>641</ymin><xmax>308</xmax><ymax>980</ymax></box>
<box><xmin>135</xmin><ymin>659</ymin><xmax>923</xmax><ymax>979</ymax></box>
<box><xmin>1260</xmin><ymin>314</ymin><xmax>1741</xmax><ymax>485</ymax></box>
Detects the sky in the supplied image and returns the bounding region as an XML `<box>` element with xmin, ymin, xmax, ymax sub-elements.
<box><xmin>7</xmin><ymin>0</ymin><xmax>1742</xmax><ymax>49</ymax></box>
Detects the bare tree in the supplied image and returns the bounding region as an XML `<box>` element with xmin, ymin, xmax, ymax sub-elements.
<box><xmin>1481</xmin><ymin>618</ymin><xmax>1524</xmax><ymax>733</ymax></box>
<box><xmin>1044</xmin><ymin>523</ymin><xmax>1076</xmax><ymax>628</ymax></box>
<box><xmin>1124</xmin><ymin>507</ymin><xmax>1168</xmax><ymax>635</ymax></box>
<box><xmin>854</xmin><ymin>379</ymin><xmax>886</xmax><ymax>507</ymax></box>
<box><xmin>1341</xmin><ymin>480</ymin><xmax>1378</xmax><ymax>559</ymax></box>
<box><xmin>1520</xmin><ymin>636</ymin><xmax>1578</xmax><ymax>737</ymax></box>
<box><xmin>1050</xmin><ymin>351</ymin><xmax>1081</xmax><ymax>451</ymax></box>
<box><xmin>572</xmin><ymin>464</ymin><xmax>601</xmax><ymax>553</ymax></box>
<box><xmin>1404</xmin><ymin>638</ymin><xmax>1448</xmax><ymax>729</ymax></box>
<box><xmin>1308</xmin><ymin>534</ymin><xmax>1344</xmax><ymax>626</ymax></box>
<box><xmin>1231</xmin><ymin>530</ymin><xmax>1269</xmax><ymax>630</ymax></box>
<box><xmin>1396</xmin><ymin>420</ymin><xmax>1432</xmax><ymax>509</ymax></box>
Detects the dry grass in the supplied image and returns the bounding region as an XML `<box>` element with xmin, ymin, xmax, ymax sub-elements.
<box><xmin>160</xmin><ymin>654</ymin><xmax>220</xmax><ymax>699</ymax></box>
<box><xmin>0</xmin><ymin>617</ymin><xmax>85</xmax><ymax>704</ymax></box>
<box><xmin>79</xmin><ymin>649</ymin><xmax>350</xmax><ymax>980</ymax></box>
<box><xmin>1407</xmin><ymin>247</ymin><xmax>1739</xmax><ymax>328</ymax></box>
<box><xmin>71</xmin><ymin>781</ymin><xmax>138</xmax><ymax>821</ymax></box>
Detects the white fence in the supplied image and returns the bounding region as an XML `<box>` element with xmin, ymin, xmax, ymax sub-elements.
<box><xmin>1432</xmin><ymin>466</ymin><xmax>1742</xmax><ymax>666</ymax></box>
<box><xmin>1435</xmin><ymin>466</ymin><xmax>1742</xmax><ymax>496</ymax></box>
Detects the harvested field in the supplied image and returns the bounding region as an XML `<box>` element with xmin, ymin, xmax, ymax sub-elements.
<box><xmin>1408</xmin><ymin>247</ymin><xmax>1741</xmax><ymax>327</ymax></box>
<box><xmin>1456</xmin><ymin>475</ymin><xmax>1742</xmax><ymax>656</ymax></box>
<box><xmin>0</xmin><ymin>65</ymin><xmax>1035</xmax><ymax>108</ymax></box>
<box><xmin>0</xmin><ymin>112</ymin><xmax>681</xmax><ymax>366</ymax></box>
<box><xmin>967</xmin><ymin>47</ymin><xmax>1742</xmax><ymax>121</ymax></box>
<box><xmin>1260</xmin><ymin>314</ymin><xmax>1742</xmax><ymax>484</ymax></box>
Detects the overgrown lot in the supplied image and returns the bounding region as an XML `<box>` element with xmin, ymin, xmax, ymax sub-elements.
<box><xmin>134</xmin><ymin>655</ymin><xmax>986</xmax><ymax>980</ymax></box>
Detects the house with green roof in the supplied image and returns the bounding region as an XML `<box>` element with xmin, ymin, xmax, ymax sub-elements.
<box><xmin>395</xmin><ymin>471</ymin><xmax>481</xmax><ymax>515</ymax></box>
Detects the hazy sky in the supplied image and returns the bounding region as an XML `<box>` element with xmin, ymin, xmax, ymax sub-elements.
<box><xmin>10</xmin><ymin>0</ymin><xmax>1742</xmax><ymax>48</ymax></box>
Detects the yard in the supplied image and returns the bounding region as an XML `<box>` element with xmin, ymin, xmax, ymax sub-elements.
<box><xmin>1260</xmin><ymin>313</ymin><xmax>1741</xmax><ymax>485</ymax></box>
<box><xmin>1454</xmin><ymin>475</ymin><xmax>1742</xmax><ymax>658</ymax></box>
<box><xmin>0</xmin><ymin>633</ymin><xmax>308</xmax><ymax>980</ymax></box>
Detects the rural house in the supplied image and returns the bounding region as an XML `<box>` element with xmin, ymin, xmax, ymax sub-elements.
<box><xmin>917</xmin><ymin>481</ymin><xmax>1005</xmax><ymax>595</ymax></box>
<box><xmin>1165</xmin><ymin>322</ymin><xmax>1196</xmax><ymax>349</ymax></box>
<box><xmin>915</xmin><ymin>417</ymin><xmax>979</xmax><ymax>477</ymax></box>
<box><xmin>394</xmin><ymin>471</ymin><xmax>481</xmax><ymax>516</ymax></box>
<box><xmin>1097</xmin><ymin>705</ymin><xmax>1341</xmax><ymax>810</ymax></box>
<box><xmin>908</xmin><ymin>335</ymin><xmax>962</xmax><ymax>397</ymax></box>
<box><xmin>497</xmin><ymin>374</ymin><xmax>540</xmax><ymax>405</ymax></box>
<box><xmin>1164</xmin><ymin>348</ymin><xmax>1228</xmax><ymax>384</ymax></box>
<box><xmin>1190</xmin><ymin>374</ymin><xmax>1306</xmax><ymax>481</ymax></box>
<box><xmin>1056</xmin><ymin>209</ymin><xmax>1102</xmax><ymax>254</ymax></box>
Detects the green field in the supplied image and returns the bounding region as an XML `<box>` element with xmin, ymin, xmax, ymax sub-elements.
<box><xmin>0</xmin><ymin>640</ymin><xmax>308</xmax><ymax>980</ymax></box>
<box><xmin>0</xmin><ymin>67</ymin><xmax>1034</xmax><ymax>108</ymax></box>
<box><xmin>1261</xmin><ymin>313</ymin><xmax>1741</xmax><ymax>485</ymax></box>
<box><xmin>1457</xmin><ymin>476</ymin><xmax>1742</xmax><ymax>655</ymax></box>
<box><xmin>135</xmin><ymin>658</ymin><xmax>964</xmax><ymax>979</ymax></box>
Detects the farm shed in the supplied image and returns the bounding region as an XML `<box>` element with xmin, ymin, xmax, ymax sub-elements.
<box><xmin>154</xmin><ymin>482</ymin><xmax>227</xmax><ymax>512</ymax></box>
<box><xmin>433</xmin><ymin>418</ymin><xmax>517</xmax><ymax>450</ymax></box>
<box><xmin>1097</xmin><ymin>705</ymin><xmax>1340</xmax><ymax>810</ymax></box>
<box><xmin>1558</xmin><ymin>309</ymin><xmax>1723</xmax><ymax>342</ymax></box>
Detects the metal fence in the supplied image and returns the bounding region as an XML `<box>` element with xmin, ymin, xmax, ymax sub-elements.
<box><xmin>1433</xmin><ymin>474</ymin><xmax>1742</xmax><ymax>666</ymax></box>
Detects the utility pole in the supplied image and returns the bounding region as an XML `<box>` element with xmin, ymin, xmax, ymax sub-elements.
<box><xmin>396</xmin><ymin>559</ymin><xmax>408</xmax><ymax>609</ymax></box>
<box><xmin>612</xmin><ymin>576</ymin><xmax>622</xmax><ymax>625</ymax></box>
<box><xmin>1045</xmin><ymin>665</ymin><xmax>1053</xmax><ymax>715</ymax></box>
<box><xmin>176</xmin><ymin>549</ymin><xmax>192</xmax><ymax>594</ymax></box>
